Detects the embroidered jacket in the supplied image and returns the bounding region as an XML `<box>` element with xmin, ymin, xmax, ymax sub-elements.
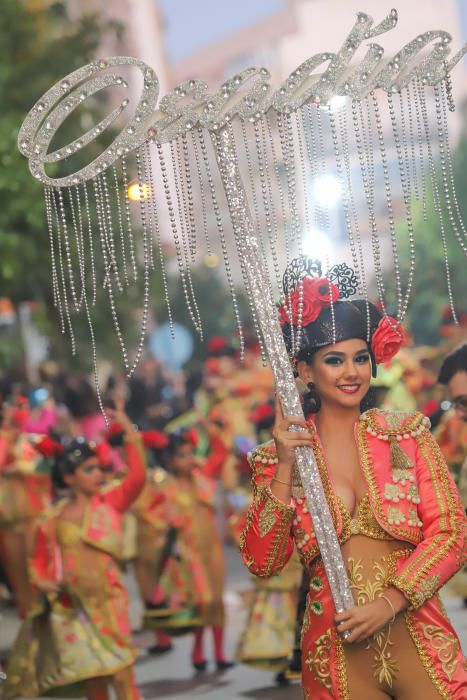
<box><xmin>240</xmin><ymin>409</ymin><xmax>467</xmax><ymax>609</ymax></box>
<box><xmin>29</xmin><ymin>435</ymin><xmax>146</xmax><ymax>583</ymax></box>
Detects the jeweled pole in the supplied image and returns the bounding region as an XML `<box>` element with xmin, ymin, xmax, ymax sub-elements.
<box><xmin>213</xmin><ymin>124</ymin><xmax>354</xmax><ymax>613</ymax></box>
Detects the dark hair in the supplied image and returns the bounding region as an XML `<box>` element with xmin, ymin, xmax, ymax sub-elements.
<box><xmin>155</xmin><ymin>429</ymin><xmax>195</xmax><ymax>471</ymax></box>
<box><xmin>52</xmin><ymin>438</ymin><xmax>97</xmax><ymax>489</ymax></box>
<box><xmin>438</xmin><ymin>344</ymin><xmax>467</xmax><ymax>385</ymax></box>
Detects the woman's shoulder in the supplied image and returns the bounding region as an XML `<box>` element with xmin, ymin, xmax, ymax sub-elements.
<box><xmin>359</xmin><ymin>408</ymin><xmax>430</xmax><ymax>438</ymax></box>
<box><xmin>247</xmin><ymin>439</ymin><xmax>278</xmax><ymax>467</ymax></box>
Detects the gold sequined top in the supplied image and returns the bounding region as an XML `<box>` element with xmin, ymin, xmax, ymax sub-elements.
<box><xmin>338</xmin><ymin>493</ymin><xmax>392</xmax><ymax>542</ymax></box>
<box><xmin>56</xmin><ymin>519</ymin><xmax>82</xmax><ymax>547</ymax></box>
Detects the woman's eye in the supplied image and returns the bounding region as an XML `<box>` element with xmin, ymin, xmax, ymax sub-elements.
<box><xmin>356</xmin><ymin>354</ymin><xmax>370</xmax><ymax>363</ymax></box>
<box><xmin>324</xmin><ymin>357</ymin><xmax>342</xmax><ymax>365</ymax></box>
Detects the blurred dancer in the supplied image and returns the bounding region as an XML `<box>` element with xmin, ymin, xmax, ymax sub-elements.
<box><xmin>4</xmin><ymin>404</ymin><xmax>145</xmax><ymax>700</ymax></box>
<box><xmin>0</xmin><ymin>399</ymin><xmax>53</xmax><ymax>616</ymax></box>
<box><xmin>150</xmin><ymin>428</ymin><xmax>233</xmax><ymax>672</ymax></box>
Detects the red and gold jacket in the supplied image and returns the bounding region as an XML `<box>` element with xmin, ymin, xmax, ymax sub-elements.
<box><xmin>240</xmin><ymin>409</ymin><xmax>467</xmax><ymax>609</ymax></box>
<box><xmin>29</xmin><ymin>435</ymin><xmax>146</xmax><ymax>583</ymax></box>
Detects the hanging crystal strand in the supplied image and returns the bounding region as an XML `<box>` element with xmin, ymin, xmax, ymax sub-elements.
<box><xmin>190</xmin><ymin>130</ymin><xmax>212</xmax><ymax>255</ymax></box>
<box><xmin>329</xmin><ymin>108</ymin><xmax>364</xmax><ymax>292</ymax></box>
<box><xmin>170</xmin><ymin>139</ymin><xmax>203</xmax><ymax>337</ymax></box>
<box><xmin>144</xmin><ymin>142</ymin><xmax>175</xmax><ymax>336</ymax></box>
<box><xmin>101</xmin><ymin>171</ymin><xmax>123</xmax><ymax>293</ymax></box>
<box><xmin>82</xmin><ymin>182</ymin><xmax>97</xmax><ymax>306</ymax></box>
<box><xmin>93</xmin><ymin>176</ymin><xmax>130</xmax><ymax>370</ymax></box>
<box><xmin>51</xmin><ymin>188</ymin><xmax>76</xmax><ymax>354</ymax></box>
<box><xmin>315</xmin><ymin>105</ymin><xmax>331</xmax><ymax>233</ymax></box>
<box><xmin>44</xmin><ymin>187</ymin><xmax>65</xmax><ymax>332</ymax></box>
<box><xmin>121</xmin><ymin>155</ymin><xmax>138</xmax><ymax>281</ymax></box>
<box><xmin>73</xmin><ymin>185</ymin><xmax>89</xmax><ymax>302</ymax></box>
<box><xmin>67</xmin><ymin>187</ymin><xmax>85</xmax><ymax>311</ymax></box>
<box><xmin>156</xmin><ymin>141</ymin><xmax>203</xmax><ymax>337</ymax></box>
<box><xmin>417</xmin><ymin>80</ymin><xmax>458</xmax><ymax>323</ymax></box>
<box><xmin>93</xmin><ymin>175</ymin><xmax>112</xmax><ymax>290</ymax></box>
<box><xmin>404</xmin><ymin>83</ymin><xmax>421</xmax><ymax>203</ymax></box>
<box><xmin>139</xmin><ymin>142</ymin><xmax>156</xmax><ymax>271</ymax></box>
<box><xmin>254</xmin><ymin>120</ymin><xmax>282</xmax><ymax>298</ymax></box>
<box><xmin>437</xmin><ymin>81</ymin><xmax>467</xmax><ymax>254</ymax></box>
<box><xmin>301</xmin><ymin>105</ymin><xmax>323</xmax><ymax>237</ymax></box>
<box><xmin>111</xmin><ymin>164</ymin><xmax>129</xmax><ymax>286</ymax></box>
<box><xmin>353</xmin><ymin>99</ymin><xmax>389</xmax><ymax>320</ymax></box>
<box><xmin>387</xmin><ymin>92</ymin><xmax>416</xmax><ymax>322</ymax></box>
<box><xmin>277</xmin><ymin>113</ymin><xmax>301</xmax><ymax>252</ymax></box>
<box><xmin>197</xmin><ymin>128</ymin><xmax>245</xmax><ymax>357</ymax></box>
<box><xmin>259</xmin><ymin>119</ymin><xmax>280</xmax><ymax>249</ymax></box>
<box><xmin>215</xmin><ymin>125</ymin><xmax>266</xmax><ymax>362</ymax></box>
<box><xmin>371</xmin><ymin>93</ymin><xmax>403</xmax><ymax>317</ymax></box>
<box><xmin>276</xmin><ymin>113</ymin><xmax>296</xmax><ymax>353</ymax></box>
<box><xmin>57</xmin><ymin>187</ymin><xmax>80</xmax><ymax>310</ymax></box>
<box><xmin>294</xmin><ymin>111</ymin><xmax>312</xmax><ymax>237</ymax></box>
<box><xmin>127</xmin><ymin>146</ymin><xmax>152</xmax><ymax>377</ymax></box>
<box><xmin>397</xmin><ymin>91</ymin><xmax>413</xmax><ymax>203</ymax></box>
<box><xmin>266</xmin><ymin>113</ymin><xmax>288</xmax><ymax>258</ymax></box>
<box><xmin>181</xmin><ymin>133</ymin><xmax>197</xmax><ymax>263</ymax></box>
<box><xmin>410</xmin><ymin>82</ymin><xmax>428</xmax><ymax>222</ymax></box>
<box><xmin>242</xmin><ymin>120</ymin><xmax>275</xmax><ymax>308</ymax></box>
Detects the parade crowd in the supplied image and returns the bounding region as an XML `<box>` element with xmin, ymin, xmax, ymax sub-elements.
<box><xmin>0</xmin><ymin>313</ymin><xmax>466</xmax><ymax>699</ymax></box>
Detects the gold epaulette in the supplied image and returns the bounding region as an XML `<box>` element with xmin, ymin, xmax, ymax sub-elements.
<box><xmin>361</xmin><ymin>409</ymin><xmax>430</xmax><ymax>438</ymax></box>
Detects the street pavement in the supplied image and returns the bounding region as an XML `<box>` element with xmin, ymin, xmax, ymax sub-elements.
<box><xmin>1</xmin><ymin>545</ymin><xmax>466</xmax><ymax>699</ymax></box>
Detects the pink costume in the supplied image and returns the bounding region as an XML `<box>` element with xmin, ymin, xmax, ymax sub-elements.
<box><xmin>241</xmin><ymin>409</ymin><xmax>467</xmax><ymax>699</ymax></box>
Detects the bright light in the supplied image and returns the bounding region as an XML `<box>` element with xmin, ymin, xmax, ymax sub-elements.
<box><xmin>127</xmin><ymin>180</ymin><xmax>153</xmax><ymax>202</ymax></box>
<box><xmin>312</xmin><ymin>173</ymin><xmax>341</xmax><ymax>208</ymax></box>
<box><xmin>204</xmin><ymin>252</ymin><xmax>219</xmax><ymax>268</ymax></box>
<box><xmin>328</xmin><ymin>95</ymin><xmax>348</xmax><ymax>112</ymax></box>
<box><xmin>302</xmin><ymin>228</ymin><xmax>332</xmax><ymax>266</ymax></box>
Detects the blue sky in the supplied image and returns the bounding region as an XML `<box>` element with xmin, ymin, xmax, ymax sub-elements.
<box><xmin>158</xmin><ymin>0</ymin><xmax>285</xmax><ymax>61</ymax></box>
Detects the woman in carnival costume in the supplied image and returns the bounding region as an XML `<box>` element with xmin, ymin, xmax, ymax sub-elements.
<box><xmin>240</xmin><ymin>263</ymin><xmax>467</xmax><ymax>699</ymax></box>
<box><xmin>147</xmin><ymin>427</ymin><xmax>234</xmax><ymax>672</ymax></box>
<box><xmin>4</xmin><ymin>403</ymin><xmax>146</xmax><ymax>700</ymax></box>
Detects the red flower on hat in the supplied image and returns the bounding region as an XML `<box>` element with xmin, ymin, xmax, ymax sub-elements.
<box><xmin>142</xmin><ymin>430</ymin><xmax>169</xmax><ymax>449</ymax></box>
<box><xmin>95</xmin><ymin>441</ymin><xmax>113</xmax><ymax>467</ymax></box>
<box><xmin>35</xmin><ymin>436</ymin><xmax>64</xmax><ymax>458</ymax></box>
<box><xmin>371</xmin><ymin>316</ymin><xmax>406</xmax><ymax>364</ymax></box>
<box><xmin>278</xmin><ymin>277</ymin><xmax>340</xmax><ymax>327</ymax></box>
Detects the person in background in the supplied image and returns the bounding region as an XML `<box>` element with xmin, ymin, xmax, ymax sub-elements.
<box><xmin>4</xmin><ymin>403</ymin><xmax>146</xmax><ymax>700</ymax></box>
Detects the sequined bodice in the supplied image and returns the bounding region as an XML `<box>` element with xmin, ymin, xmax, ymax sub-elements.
<box><xmin>338</xmin><ymin>493</ymin><xmax>392</xmax><ymax>541</ymax></box>
<box><xmin>56</xmin><ymin>518</ymin><xmax>82</xmax><ymax>546</ymax></box>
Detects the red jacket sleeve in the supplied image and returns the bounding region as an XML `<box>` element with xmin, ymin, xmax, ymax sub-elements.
<box><xmin>104</xmin><ymin>435</ymin><xmax>146</xmax><ymax>512</ymax></box>
<box><xmin>240</xmin><ymin>443</ymin><xmax>295</xmax><ymax>577</ymax></box>
<box><xmin>388</xmin><ymin>429</ymin><xmax>467</xmax><ymax>608</ymax></box>
<box><xmin>201</xmin><ymin>435</ymin><xmax>229</xmax><ymax>479</ymax></box>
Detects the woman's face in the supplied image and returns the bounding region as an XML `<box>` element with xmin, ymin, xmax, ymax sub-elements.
<box><xmin>64</xmin><ymin>457</ymin><xmax>105</xmax><ymax>495</ymax></box>
<box><xmin>170</xmin><ymin>442</ymin><xmax>197</xmax><ymax>477</ymax></box>
<box><xmin>298</xmin><ymin>338</ymin><xmax>372</xmax><ymax>411</ymax></box>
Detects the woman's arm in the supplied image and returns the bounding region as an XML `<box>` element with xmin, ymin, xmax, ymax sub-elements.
<box><xmin>240</xmin><ymin>395</ymin><xmax>314</xmax><ymax>577</ymax></box>
<box><xmin>387</xmin><ymin>429</ymin><xmax>467</xmax><ymax>608</ymax></box>
<box><xmin>103</xmin><ymin>404</ymin><xmax>146</xmax><ymax>512</ymax></box>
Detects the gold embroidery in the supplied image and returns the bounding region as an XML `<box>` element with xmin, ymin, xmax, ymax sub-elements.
<box><xmin>406</xmin><ymin>483</ymin><xmax>420</xmax><ymax>503</ymax></box>
<box><xmin>258</xmin><ymin>497</ymin><xmax>277</xmax><ymax>538</ymax></box>
<box><xmin>310</xmin><ymin>600</ymin><xmax>323</xmax><ymax>615</ymax></box>
<box><xmin>310</xmin><ymin>576</ymin><xmax>323</xmax><ymax>592</ymax></box>
<box><xmin>384</xmin><ymin>482</ymin><xmax>405</xmax><ymax>503</ymax></box>
<box><xmin>389</xmin><ymin>436</ymin><xmax>415</xmax><ymax>471</ymax></box>
<box><xmin>304</xmin><ymin>628</ymin><xmax>333</xmax><ymax>691</ymax></box>
<box><xmin>405</xmin><ymin>612</ymin><xmax>453</xmax><ymax>699</ymax></box>
<box><xmin>392</xmin><ymin>468</ymin><xmax>415</xmax><ymax>485</ymax></box>
<box><xmin>407</xmin><ymin>507</ymin><xmax>422</xmax><ymax>528</ymax></box>
<box><xmin>362</xmin><ymin>409</ymin><xmax>425</xmax><ymax>437</ymax></box>
<box><xmin>347</xmin><ymin>556</ymin><xmax>399</xmax><ymax>688</ymax></box>
<box><xmin>387</xmin><ymin>506</ymin><xmax>406</xmax><ymax>526</ymax></box>
<box><xmin>357</xmin><ymin>421</ymin><xmax>423</xmax><ymax>543</ymax></box>
<box><xmin>335</xmin><ymin>631</ymin><xmax>351</xmax><ymax>700</ymax></box>
<box><xmin>421</xmin><ymin>624</ymin><xmax>460</xmax><ymax>681</ymax></box>
<box><xmin>390</xmin><ymin>431</ymin><xmax>463</xmax><ymax>605</ymax></box>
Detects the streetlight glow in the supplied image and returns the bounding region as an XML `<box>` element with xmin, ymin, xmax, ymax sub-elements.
<box><xmin>127</xmin><ymin>180</ymin><xmax>153</xmax><ymax>202</ymax></box>
<box><xmin>312</xmin><ymin>173</ymin><xmax>341</xmax><ymax>208</ymax></box>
